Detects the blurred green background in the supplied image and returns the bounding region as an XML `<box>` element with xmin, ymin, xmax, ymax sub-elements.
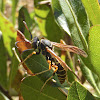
<box><xmin>0</xmin><ymin>0</ymin><xmax>100</xmax><ymax>100</ymax></box>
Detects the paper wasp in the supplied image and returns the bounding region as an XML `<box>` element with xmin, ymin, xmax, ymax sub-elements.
<box><xmin>16</xmin><ymin>21</ymin><xmax>87</xmax><ymax>91</ymax></box>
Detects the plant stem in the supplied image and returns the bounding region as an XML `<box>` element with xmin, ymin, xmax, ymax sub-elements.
<box><xmin>0</xmin><ymin>85</ymin><xmax>13</xmax><ymax>100</ymax></box>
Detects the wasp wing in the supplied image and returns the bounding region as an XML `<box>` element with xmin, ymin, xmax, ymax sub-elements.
<box><xmin>46</xmin><ymin>47</ymin><xmax>80</xmax><ymax>81</ymax></box>
<box><xmin>51</xmin><ymin>42</ymin><xmax>87</xmax><ymax>58</ymax></box>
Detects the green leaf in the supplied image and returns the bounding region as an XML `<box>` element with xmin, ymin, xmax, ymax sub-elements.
<box><xmin>88</xmin><ymin>25</ymin><xmax>100</xmax><ymax>77</ymax></box>
<box><xmin>79</xmin><ymin>57</ymin><xmax>100</xmax><ymax>96</ymax></box>
<box><xmin>0</xmin><ymin>12</ymin><xmax>16</xmax><ymax>57</ymax></box>
<box><xmin>51</xmin><ymin>0</ymin><xmax>71</xmax><ymax>36</ymax></box>
<box><xmin>46</xmin><ymin>9</ymin><xmax>64</xmax><ymax>42</ymax></box>
<box><xmin>52</xmin><ymin>0</ymin><xmax>89</xmax><ymax>50</ymax></box>
<box><xmin>21</xmin><ymin>76</ymin><xmax>66</xmax><ymax>100</ymax></box>
<box><xmin>11</xmin><ymin>0</ymin><xmax>19</xmax><ymax>25</ymax></box>
<box><xmin>82</xmin><ymin>0</ymin><xmax>100</xmax><ymax>25</ymax></box>
<box><xmin>0</xmin><ymin>32</ymin><xmax>7</xmax><ymax>89</ymax></box>
<box><xmin>52</xmin><ymin>0</ymin><xmax>98</xmax><ymax>79</ymax></box>
<box><xmin>51</xmin><ymin>0</ymin><xmax>95</xmax><ymax>82</ymax></box>
<box><xmin>21</xmin><ymin>49</ymin><xmax>63</xmax><ymax>87</ymax></box>
<box><xmin>67</xmin><ymin>81</ymin><xmax>95</xmax><ymax>100</ymax></box>
<box><xmin>18</xmin><ymin>6</ymin><xmax>33</xmax><ymax>40</ymax></box>
<box><xmin>34</xmin><ymin>0</ymin><xmax>64</xmax><ymax>42</ymax></box>
<box><xmin>34</xmin><ymin>0</ymin><xmax>50</xmax><ymax>37</ymax></box>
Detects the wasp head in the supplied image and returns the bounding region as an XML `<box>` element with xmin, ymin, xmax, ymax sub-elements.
<box><xmin>32</xmin><ymin>37</ymin><xmax>40</xmax><ymax>49</ymax></box>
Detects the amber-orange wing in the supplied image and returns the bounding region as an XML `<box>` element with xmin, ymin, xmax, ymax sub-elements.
<box><xmin>16</xmin><ymin>30</ymin><xmax>32</xmax><ymax>53</ymax></box>
<box><xmin>16</xmin><ymin>30</ymin><xmax>33</xmax><ymax>75</ymax></box>
<box><xmin>46</xmin><ymin>47</ymin><xmax>80</xmax><ymax>81</ymax></box>
<box><xmin>51</xmin><ymin>42</ymin><xmax>87</xmax><ymax>58</ymax></box>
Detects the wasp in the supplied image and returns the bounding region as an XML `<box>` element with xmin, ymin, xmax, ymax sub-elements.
<box><xmin>16</xmin><ymin>21</ymin><xmax>87</xmax><ymax>91</ymax></box>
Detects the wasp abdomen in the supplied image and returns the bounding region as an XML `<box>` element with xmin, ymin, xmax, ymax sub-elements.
<box><xmin>56</xmin><ymin>63</ymin><xmax>66</xmax><ymax>84</ymax></box>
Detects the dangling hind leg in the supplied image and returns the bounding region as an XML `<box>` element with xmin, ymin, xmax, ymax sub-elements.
<box><xmin>21</xmin><ymin>60</ymin><xmax>53</xmax><ymax>82</ymax></box>
<box><xmin>40</xmin><ymin>64</ymin><xmax>58</xmax><ymax>92</ymax></box>
<box><xmin>21</xmin><ymin>68</ymin><xmax>51</xmax><ymax>82</ymax></box>
<box><xmin>19</xmin><ymin>51</ymin><xmax>36</xmax><ymax>66</ymax></box>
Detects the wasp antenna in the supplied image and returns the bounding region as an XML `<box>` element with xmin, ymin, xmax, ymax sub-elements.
<box><xmin>23</xmin><ymin>21</ymin><xmax>32</xmax><ymax>40</ymax></box>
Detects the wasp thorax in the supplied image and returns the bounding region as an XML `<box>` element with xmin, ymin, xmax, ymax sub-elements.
<box><xmin>41</xmin><ymin>39</ymin><xmax>52</xmax><ymax>49</ymax></box>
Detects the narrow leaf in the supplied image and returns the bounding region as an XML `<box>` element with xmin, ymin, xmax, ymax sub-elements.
<box><xmin>21</xmin><ymin>76</ymin><xmax>66</xmax><ymax>100</ymax></box>
<box><xmin>34</xmin><ymin>0</ymin><xmax>64</xmax><ymax>42</ymax></box>
<box><xmin>11</xmin><ymin>0</ymin><xmax>19</xmax><ymax>25</ymax></box>
<box><xmin>0</xmin><ymin>0</ymin><xmax>5</xmax><ymax>12</ymax></box>
<box><xmin>88</xmin><ymin>25</ymin><xmax>100</xmax><ymax>77</ymax></box>
<box><xmin>82</xmin><ymin>0</ymin><xmax>100</xmax><ymax>25</ymax></box>
<box><xmin>51</xmin><ymin>0</ymin><xmax>71</xmax><ymax>36</ymax></box>
<box><xmin>18</xmin><ymin>6</ymin><xmax>33</xmax><ymax>40</ymax></box>
<box><xmin>0</xmin><ymin>12</ymin><xmax>16</xmax><ymax>57</ymax></box>
<box><xmin>0</xmin><ymin>31</ymin><xmax>7</xmax><ymax>89</ymax></box>
<box><xmin>67</xmin><ymin>81</ymin><xmax>95</xmax><ymax>100</ymax></box>
<box><xmin>8</xmin><ymin>48</ymin><xmax>19</xmax><ymax>88</ymax></box>
<box><xmin>79</xmin><ymin>58</ymin><xmax>100</xmax><ymax>96</ymax></box>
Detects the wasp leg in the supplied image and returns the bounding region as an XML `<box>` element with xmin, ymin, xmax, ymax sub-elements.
<box><xmin>33</xmin><ymin>60</ymin><xmax>53</xmax><ymax>76</ymax></box>
<box><xmin>40</xmin><ymin>64</ymin><xmax>58</xmax><ymax>92</ymax></box>
<box><xmin>47</xmin><ymin>60</ymin><xmax>52</xmax><ymax>70</ymax></box>
<box><xmin>19</xmin><ymin>51</ymin><xmax>36</xmax><ymax>66</ymax></box>
<box><xmin>52</xmin><ymin>64</ymin><xmax>58</xmax><ymax>73</ymax></box>
<box><xmin>21</xmin><ymin>60</ymin><xmax>53</xmax><ymax>83</ymax></box>
<box><xmin>22</xmin><ymin>60</ymin><xmax>53</xmax><ymax>81</ymax></box>
<box><xmin>21</xmin><ymin>69</ymin><xmax>51</xmax><ymax>83</ymax></box>
<box><xmin>40</xmin><ymin>75</ymin><xmax>53</xmax><ymax>92</ymax></box>
<box><xmin>47</xmin><ymin>60</ymin><xmax>58</xmax><ymax>73</ymax></box>
<box><xmin>21</xmin><ymin>72</ymin><xmax>29</xmax><ymax>82</ymax></box>
<box><xmin>31</xmin><ymin>69</ymin><xmax>50</xmax><ymax>76</ymax></box>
